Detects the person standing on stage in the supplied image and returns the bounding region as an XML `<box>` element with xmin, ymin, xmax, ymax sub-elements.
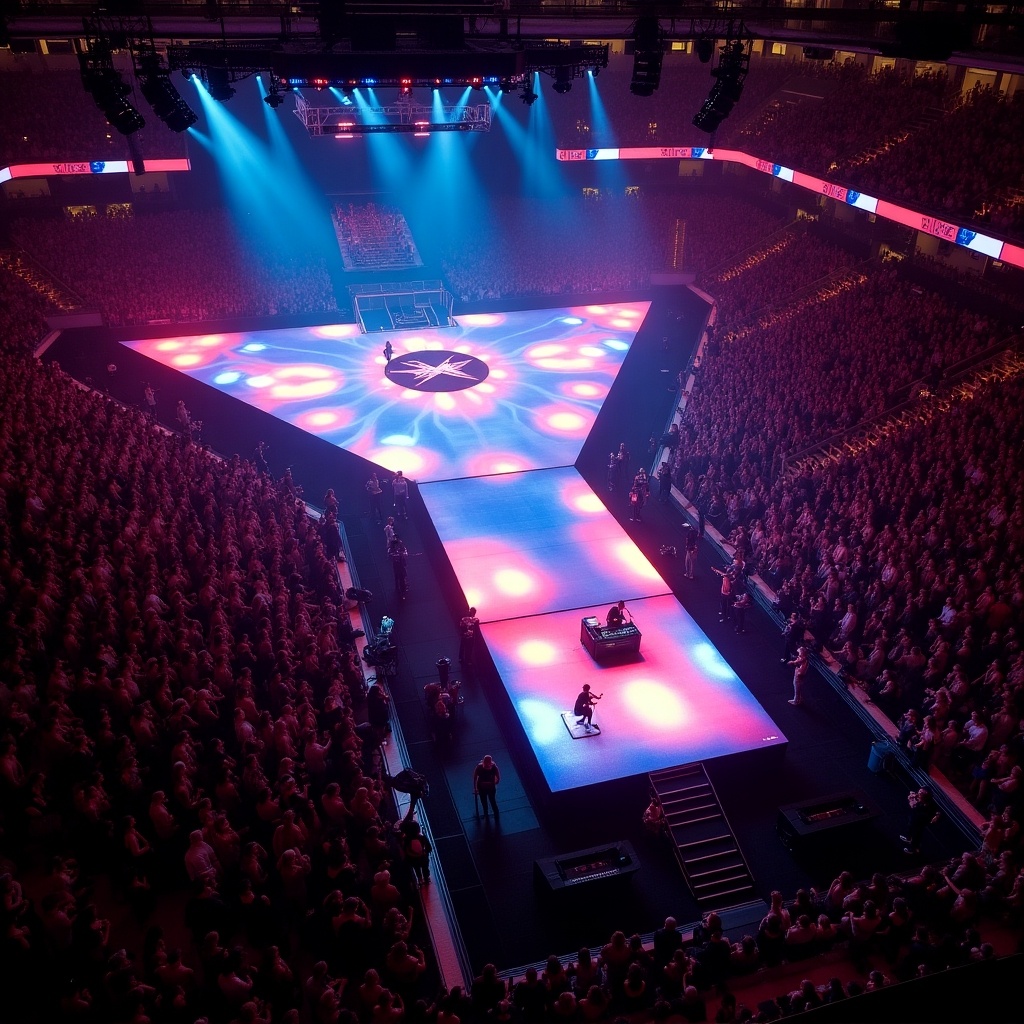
<box><xmin>574</xmin><ymin>684</ymin><xmax>602</xmax><ymax>732</ymax></box>
<box><xmin>383</xmin><ymin>516</ymin><xmax>396</xmax><ymax>549</ymax></box>
<box><xmin>383</xmin><ymin>340</ymin><xmax>394</xmax><ymax>364</ymax></box>
<box><xmin>143</xmin><ymin>383</ymin><xmax>158</xmax><ymax>421</ymax></box>
<box><xmin>606</xmin><ymin>601</ymin><xmax>627</xmax><ymax>629</ymax></box>
<box><xmin>788</xmin><ymin>646</ymin><xmax>810</xmax><ymax>706</ymax></box>
<box><xmin>365</xmin><ymin>472</ymin><xmax>384</xmax><ymax>524</ymax></box>
<box><xmin>391</xmin><ymin>471</ymin><xmax>410</xmax><ymax>520</ymax></box>
<box><xmin>473</xmin><ymin>755</ymin><xmax>501</xmax><ymax>816</ymax></box>
<box><xmin>459</xmin><ymin>607</ymin><xmax>480</xmax><ymax>668</ymax></box>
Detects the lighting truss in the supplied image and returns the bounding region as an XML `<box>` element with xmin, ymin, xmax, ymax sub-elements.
<box><xmin>293</xmin><ymin>93</ymin><xmax>491</xmax><ymax>135</ymax></box>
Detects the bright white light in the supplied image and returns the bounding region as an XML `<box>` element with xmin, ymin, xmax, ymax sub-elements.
<box><xmin>561</xmin><ymin>317</ymin><xmax>584</xmax><ymax>325</ymax></box>
<box><xmin>494</xmin><ymin>568</ymin><xmax>533</xmax><ymax>596</ymax></box>
<box><xmin>381</xmin><ymin>434</ymin><xmax>416</xmax><ymax>446</ymax></box>
<box><xmin>242</xmin><ymin>343</ymin><xmax>266</xmax><ymax>352</ymax></box>
<box><xmin>213</xmin><ymin>371</ymin><xmax>242</xmax><ymax>385</ymax></box>
<box><xmin>623</xmin><ymin>679</ymin><xmax>687</xmax><ymax>728</ymax></box>
<box><xmin>246</xmin><ymin>375</ymin><xmax>275</xmax><ymax>388</ymax></box>
<box><xmin>517</xmin><ymin>639</ymin><xmax>558</xmax><ymax>666</ymax></box>
<box><xmin>604</xmin><ymin>339</ymin><xmax>629</xmax><ymax>351</ymax></box>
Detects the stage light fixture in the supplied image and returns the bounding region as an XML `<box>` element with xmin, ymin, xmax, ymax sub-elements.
<box><xmin>80</xmin><ymin>56</ymin><xmax>146</xmax><ymax>136</ymax></box>
<box><xmin>696</xmin><ymin>35</ymin><xmax>715</xmax><ymax>64</ymax></box>
<box><xmin>138</xmin><ymin>51</ymin><xmax>198</xmax><ymax>133</ymax></box>
<box><xmin>553</xmin><ymin>65</ymin><xmax>573</xmax><ymax>95</ymax></box>
<box><xmin>264</xmin><ymin>86</ymin><xmax>285</xmax><ymax>108</ymax></box>
<box><xmin>692</xmin><ymin>28</ymin><xmax>750</xmax><ymax>134</ymax></box>
<box><xmin>520</xmin><ymin>82</ymin><xmax>538</xmax><ymax>106</ymax></box>
<box><xmin>630</xmin><ymin>15</ymin><xmax>663</xmax><ymax>97</ymax></box>
<box><xmin>205</xmin><ymin>65</ymin><xmax>235</xmax><ymax>102</ymax></box>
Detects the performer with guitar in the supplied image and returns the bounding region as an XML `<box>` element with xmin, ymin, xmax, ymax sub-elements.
<box><xmin>574</xmin><ymin>684</ymin><xmax>603</xmax><ymax>732</ymax></box>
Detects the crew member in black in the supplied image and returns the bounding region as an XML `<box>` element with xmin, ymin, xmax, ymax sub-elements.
<box><xmin>606</xmin><ymin>601</ymin><xmax>627</xmax><ymax>628</ymax></box>
<box><xmin>473</xmin><ymin>755</ymin><xmax>501</xmax><ymax>816</ymax></box>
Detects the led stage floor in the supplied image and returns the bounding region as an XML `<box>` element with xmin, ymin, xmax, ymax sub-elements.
<box><xmin>422</xmin><ymin>468</ymin><xmax>786</xmax><ymax>791</ymax></box>
<box><xmin>122</xmin><ymin>302</ymin><xmax>650</xmax><ymax>483</ymax></box>
<box><xmin>485</xmin><ymin>596</ymin><xmax>787</xmax><ymax>792</ymax></box>
<box><xmin>419</xmin><ymin>468</ymin><xmax>671</xmax><ymax>622</ymax></box>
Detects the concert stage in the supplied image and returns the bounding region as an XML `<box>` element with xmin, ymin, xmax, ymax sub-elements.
<box><xmin>123</xmin><ymin>300</ymin><xmax>786</xmax><ymax>794</ymax></box>
<box><xmin>421</xmin><ymin>467</ymin><xmax>786</xmax><ymax>792</ymax></box>
<box><xmin>121</xmin><ymin>301</ymin><xmax>650</xmax><ymax>483</ymax></box>
<box><xmin>419</xmin><ymin>468</ymin><xmax>671</xmax><ymax>621</ymax></box>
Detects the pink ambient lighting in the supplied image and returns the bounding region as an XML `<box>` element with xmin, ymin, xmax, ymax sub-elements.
<box><xmin>467</xmin><ymin>453</ymin><xmax>533</xmax><ymax>477</ymax></box>
<box><xmin>313</xmin><ymin>324</ymin><xmax>361</xmax><ymax>339</ymax></box>
<box><xmin>546</xmin><ymin>410</ymin><xmax>588</xmax><ymax>432</ymax></box>
<box><xmin>367</xmin><ymin>447</ymin><xmax>432</xmax><ymax>476</ymax></box>
<box><xmin>459</xmin><ymin>313</ymin><xmax>505</xmax><ymax>327</ymax></box>
<box><xmin>568</xmin><ymin>382</ymin><xmax>605</xmax><ymax>398</ymax></box>
<box><xmin>623</xmin><ymin>679</ymin><xmax>688</xmax><ymax>728</ymax></box>
<box><xmin>517</xmin><ymin>639</ymin><xmax>559</xmax><ymax>667</ymax></box>
<box><xmin>298</xmin><ymin>408</ymin><xmax>356</xmax><ymax>431</ymax></box>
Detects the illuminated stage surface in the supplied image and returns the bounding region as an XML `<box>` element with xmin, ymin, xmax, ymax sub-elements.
<box><xmin>124</xmin><ymin>299</ymin><xmax>785</xmax><ymax>791</ymax></box>
<box><xmin>485</xmin><ymin>597</ymin><xmax>788</xmax><ymax>793</ymax></box>
<box><xmin>122</xmin><ymin>302</ymin><xmax>650</xmax><ymax>483</ymax></box>
<box><xmin>420</xmin><ymin>469</ymin><xmax>671</xmax><ymax>622</ymax></box>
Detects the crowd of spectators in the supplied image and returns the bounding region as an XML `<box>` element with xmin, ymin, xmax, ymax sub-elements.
<box><xmin>697</xmin><ymin>223</ymin><xmax>860</xmax><ymax>324</ymax></box>
<box><xmin>679</xmin><ymin>233</ymin><xmax>1023</xmax><ymax>824</ymax></box>
<box><xmin>332</xmin><ymin>203</ymin><xmax>423</xmax><ymax>272</ymax></box>
<box><xmin>494</xmin><ymin>845</ymin><xmax>1018</xmax><ymax>1023</ymax></box>
<box><xmin>831</xmin><ymin>86</ymin><xmax>1024</xmax><ymax>236</ymax></box>
<box><xmin>11</xmin><ymin>209</ymin><xmax>339</xmax><ymax>325</ymax></box>
<box><xmin>0</xmin><ymin>254</ymin><xmax>62</xmax><ymax>352</ymax></box>
<box><xmin>551</xmin><ymin>54</ymin><xmax>1024</xmax><ymax>240</ymax></box>
<box><xmin>0</xmin><ymin>348</ymin><xmax>436</xmax><ymax>1022</ymax></box>
<box><xmin>0</xmin><ymin>66</ymin><xmax>188</xmax><ymax>164</ymax></box>
<box><xmin>438</xmin><ymin>193</ymin><xmax>786</xmax><ymax>301</ymax></box>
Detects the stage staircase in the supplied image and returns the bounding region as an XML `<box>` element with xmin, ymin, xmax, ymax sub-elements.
<box><xmin>649</xmin><ymin>763</ymin><xmax>756</xmax><ymax>909</ymax></box>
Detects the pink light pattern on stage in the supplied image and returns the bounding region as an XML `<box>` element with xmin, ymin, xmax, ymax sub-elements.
<box><xmin>123</xmin><ymin>302</ymin><xmax>650</xmax><ymax>482</ymax></box>
<box><xmin>485</xmin><ymin>596</ymin><xmax>787</xmax><ymax>792</ymax></box>
<box><xmin>420</xmin><ymin>469</ymin><xmax>672</xmax><ymax>622</ymax></box>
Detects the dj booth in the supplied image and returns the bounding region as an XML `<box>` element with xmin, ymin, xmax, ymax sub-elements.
<box><xmin>580</xmin><ymin>616</ymin><xmax>642</xmax><ymax>661</ymax></box>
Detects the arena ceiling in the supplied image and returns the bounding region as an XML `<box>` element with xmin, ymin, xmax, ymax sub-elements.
<box><xmin>4</xmin><ymin>1</ymin><xmax>1024</xmax><ymax>67</ymax></box>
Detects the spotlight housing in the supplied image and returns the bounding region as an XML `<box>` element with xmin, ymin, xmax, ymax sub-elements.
<box><xmin>205</xmin><ymin>65</ymin><xmax>235</xmax><ymax>102</ymax></box>
<box><xmin>552</xmin><ymin>64</ymin><xmax>573</xmax><ymax>95</ymax></box>
<box><xmin>138</xmin><ymin>53</ymin><xmax>197</xmax><ymax>133</ymax></box>
<box><xmin>80</xmin><ymin>61</ymin><xmax>146</xmax><ymax>136</ymax></box>
<box><xmin>520</xmin><ymin>82</ymin><xmax>538</xmax><ymax>106</ymax></box>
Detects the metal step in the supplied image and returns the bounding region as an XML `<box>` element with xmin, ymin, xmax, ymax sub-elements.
<box><xmin>650</xmin><ymin>762</ymin><xmax>756</xmax><ymax>910</ymax></box>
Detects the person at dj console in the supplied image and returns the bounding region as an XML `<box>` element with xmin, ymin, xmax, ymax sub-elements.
<box><xmin>606</xmin><ymin>600</ymin><xmax>627</xmax><ymax>629</ymax></box>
